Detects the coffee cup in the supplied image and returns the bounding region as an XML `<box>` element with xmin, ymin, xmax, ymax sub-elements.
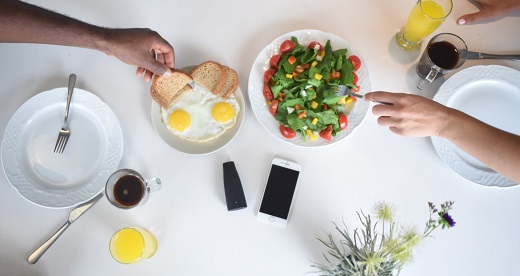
<box><xmin>105</xmin><ymin>169</ymin><xmax>161</xmax><ymax>209</ymax></box>
<box><xmin>416</xmin><ymin>33</ymin><xmax>468</xmax><ymax>89</ymax></box>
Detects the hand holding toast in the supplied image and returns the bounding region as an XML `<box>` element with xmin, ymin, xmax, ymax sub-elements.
<box><xmin>103</xmin><ymin>28</ymin><xmax>175</xmax><ymax>82</ymax></box>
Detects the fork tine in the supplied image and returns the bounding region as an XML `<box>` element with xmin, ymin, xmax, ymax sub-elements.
<box><xmin>58</xmin><ymin>136</ymin><xmax>69</xmax><ymax>154</ymax></box>
<box><xmin>54</xmin><ymin>135</ymin><xmax>62</xmax><ymax>153</ymax></box>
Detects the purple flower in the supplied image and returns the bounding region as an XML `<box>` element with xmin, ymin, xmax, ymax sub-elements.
<box><xmin>441</xmin><ymin>212</ymin><xmax>456</xmax><ymax>228</ymax></box>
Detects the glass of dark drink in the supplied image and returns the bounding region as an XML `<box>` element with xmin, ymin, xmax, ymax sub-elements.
<box><xmin>416</xmin><ymin>33</ymin><xmax>468</xmax><ymax>89</ymax></box>
<box><xmin>105</xmin><ymin>169</ymin><xmax>161</xmax><ymax>209</ymax></box>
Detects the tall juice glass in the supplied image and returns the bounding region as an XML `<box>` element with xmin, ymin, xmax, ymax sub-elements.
<box><xmin>395</xmin><ymin>0</ymin><xmax>453</xmax><ymax>51</ymax></box>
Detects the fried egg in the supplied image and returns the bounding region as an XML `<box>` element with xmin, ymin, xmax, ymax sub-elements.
<box><xmin>161</xmin><ymin>85</ymin><xmax>240</xmax><ymax>142</ymax></box>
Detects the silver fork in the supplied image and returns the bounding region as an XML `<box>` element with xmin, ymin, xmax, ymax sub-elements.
<box><xmin>53</xmin><ymin>74</ymin><xmax>76</xmax><ymax>154</ymax></box>
<box><xmin>336</xmin><ymin>85</ymin><xmax>392</xmax><ymax>105</ymax></box>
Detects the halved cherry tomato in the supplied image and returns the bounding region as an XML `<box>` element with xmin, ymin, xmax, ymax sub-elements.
<box><xmin>319</xmin><ymin>125</ymin><xmax>333</xmax><ymax>141</ymax></box>
<box><xmin>264</xmin><ymin>68</ymin><xmax>276</xmax><ymax>83</ymax></box>
<box><xmin>269</xmin><ymin>54</ymin><xmax>281</xmax><ymax>69</ymax></box>
<box><xmin>263</xmin><ymin>84</ymin><xmax>273</xmax><ymax>100</ymax></box>
<box><xmin>308</xmin><ymin>41</ymin><xmax>324</xmax><ymax>51</ymax></box>
<box><xmin>352</xmin><ymin>72</ymin><xmax>358</xmax><ymax>85</ymax></box>
<box><xmin>280</xmin><ymin>40</ymin><xmax>295</xmax><ymax>54</ymax></box>
<box><xmin>270</xmin><ymin>99</ymin><xmax>279</xmax><ymax>116</ymax></box>
<box><xmin>279</xmin><ymin>125</ymin><xmax>296</xmax><ymax>139</ymax></box>
<box><xmin>349</xmin><ymin>55</ymin><xmax>361</xmax><ymax>71</ymax></box>
<box><xmin>338</xmin><ymin>114</ymin><xmax>348</xmax><ymax>130</ymax></box>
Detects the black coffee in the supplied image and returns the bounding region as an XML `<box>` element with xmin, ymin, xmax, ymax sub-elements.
<box><xmin>428</xmin><ymin>41</ymin><xmax>459</xmax><ymax>69</ymax></box>
<box><xmin>113</xmin><ymin>175</ymin><xmax>144</xmax><ymax>207</ymax></box>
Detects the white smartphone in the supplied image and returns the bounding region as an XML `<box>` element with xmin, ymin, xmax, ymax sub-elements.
<box><xmin>257</xmin><ymin>158</ymin><xmax>302</xmax><ymax>227</ymax></box>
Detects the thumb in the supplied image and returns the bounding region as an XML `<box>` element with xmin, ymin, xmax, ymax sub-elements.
<box><xmin>457</xmin><ymin>9</ymin><xmax>498</xmax><ymax>25</ymax></box>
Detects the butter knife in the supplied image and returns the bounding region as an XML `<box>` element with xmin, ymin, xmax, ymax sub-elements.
<box><xmin>463</xmin><ymin>50</ymin><xmax>520</xmax><ymax>61</ymax></box>
<box><xmin>27</xmin><ymin>193</ymin><xmax>103</xmax><ymax>264</ymax></box>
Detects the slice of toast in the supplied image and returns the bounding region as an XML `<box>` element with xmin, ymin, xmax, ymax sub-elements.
<box><xmin>150</xmin><ymin>69</ymin><xmax>193</xmax><ymax>109</ymax></box>
<box><xmin>219</xmin><ymin>66</ymin><xmax>239</xmax><ymax>99</ymax></box>
<box><xmin>191</xmin><ymin>61</ymin><xmax>226</xmax><ymax>95</ymax></box>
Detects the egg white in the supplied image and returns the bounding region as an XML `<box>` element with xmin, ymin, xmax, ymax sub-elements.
<box><xmin>161</xmin><ymin>85</ymin><xmax>240</xmax><ymax>142</ymax></box>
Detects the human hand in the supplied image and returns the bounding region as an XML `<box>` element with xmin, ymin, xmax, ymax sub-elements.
<box><xmin>364</xmin><ymin>92</ymin><xmax>451</xmax><ymax>137</ymax></box>
<box><xmin>102</xmin><ymin>28</ymin><xmax>175</xmax><ymax>82</ymax></box>
<box><xmin>457</xmin><ymin>0</ymin><xmax>520</xmax><ymax>25</ymax></box>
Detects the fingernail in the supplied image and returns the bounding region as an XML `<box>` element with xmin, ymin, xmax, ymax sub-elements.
<box><xmin>457</xmin><ymin>18</ymin><xmax>466</xmax><ymax>25</ymax></box>
<box><xmin>162</xmin><ymin>70</ymin><xmax>172</xmax><ymax>78</ymax></box>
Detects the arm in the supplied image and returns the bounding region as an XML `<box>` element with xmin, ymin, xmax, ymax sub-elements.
<box><xmin>0</xmin><ymin>0</ymin><xmax>174</xmax><ymax>81</ymax></box>
<box><xmin>457</xmin><ymin>0</ymin><xmax>520</xmax><ymax>25</ymax></box>
<box><xmin>365</xmin><ymin>91</ymin><xmax>520</xmax><ymax>183</ymax></box>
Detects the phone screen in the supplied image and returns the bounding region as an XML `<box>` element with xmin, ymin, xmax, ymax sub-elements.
<box><xmin>259</xmin><ymin>164</ymin><xmax>300</xmax><ymax>219</ymax></box>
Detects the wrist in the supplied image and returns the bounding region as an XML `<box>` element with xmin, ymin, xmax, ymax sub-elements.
<box><xmin>437</xmin><ymin>108</ymin><xmax>469</xmax><ymax>141</ymax></box>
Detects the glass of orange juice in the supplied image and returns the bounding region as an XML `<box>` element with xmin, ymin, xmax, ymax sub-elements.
<box><xmin>109</xmin><ymin>227</ymin><xmax>158</xmax><ymax>264</ymax></box>
<box><xmin>395</xmin><ymin>0</ymin><xmax>453</xmax><ymax>51</ymax></box>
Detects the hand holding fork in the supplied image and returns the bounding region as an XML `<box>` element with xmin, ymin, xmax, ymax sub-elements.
<box><xmin>53</xmin><ymin>74</ymin><xmax>76</xmax><ymax>154</ymax></box>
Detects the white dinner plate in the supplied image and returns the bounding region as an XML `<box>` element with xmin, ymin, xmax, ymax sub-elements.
<box><xmin>432</xmin><ymin>65</ymin><xmax>520</xmax><ymax>187</ymax></box>
<box><xmin>151</xmin><ymin>85</ymin><xmax>245</xmax><ymax>155</ymax></box>
<box><xmin>248</xmin><ymin>29</ymin><xmax>372</xmax><ymax>147</ymax></box>
<box><xmin>1</xmin><ymin>88</ymin><xmax>123</xmax><ymax>208</ymax></box>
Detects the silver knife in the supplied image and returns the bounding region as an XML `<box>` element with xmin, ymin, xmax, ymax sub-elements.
<box><xmin>463</xmin><ymin>50</ymin><xmax>520</xmax><ymax>61</ymax></box>
<box><xmin>27</xmin><ymin>193</ymin><xmax>103</xmax><ymax>264</ymax></box>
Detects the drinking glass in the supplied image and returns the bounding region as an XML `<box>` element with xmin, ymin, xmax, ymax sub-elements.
<box><xmin>109</xmin><ymin>227</ymin><xmax>158</xmax><ymax>264</ymax></box>
<box><xmin>416</xmin><ymin>33</ymin><xmax>468</xmax><ymax>89</ymax></box>
<box><xmin>105</xmin><ymin>169</ymin><xmax>161</xmax><ymax>209</ymax></box>
<box><xmin>395</xmin><ymin>0</ymin><xmax>453</xmax><ymax>51</ymax></box>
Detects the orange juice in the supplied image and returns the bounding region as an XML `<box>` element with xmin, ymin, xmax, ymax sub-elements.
<box><xmin>404</xmin><ymin>0</ymin><xmax>446</xmax><ymax>42</ymax></box>
<box><xmin>109</xmin><ymin>228</ymin><xmax>158</xmax><ymax>264</ymax></box>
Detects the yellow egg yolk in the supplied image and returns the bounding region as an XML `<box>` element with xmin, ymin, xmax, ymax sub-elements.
<box><xmin>169</xmin><ymin>109</ymin><xmax>191</xmax><ymax>132</ymax></box>
<box><xmin>212</xmin><ymin>102</ymin><xmax>234</xmax><ymax>123</ymax></box>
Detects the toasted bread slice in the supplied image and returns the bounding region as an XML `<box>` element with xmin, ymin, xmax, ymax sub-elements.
<box><xmin>219</xmin><ymin>66</ymin><xmax>239</xmax><ymax>99</ymax></box>
<box><xmin>191</xmin><ymin>61</ymin><xmax>226</xmax><ymax>95</ymax></box>
<box><xmin>150</xmin><ymin>69</ymin><xmax>193</xmax><ymax>109</ymax></box>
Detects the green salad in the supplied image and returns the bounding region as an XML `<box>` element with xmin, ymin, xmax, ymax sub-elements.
<box><xmin>262</xmin><ymin>36</ymin><xmax>361</xmax><ymax>141</ymax></box>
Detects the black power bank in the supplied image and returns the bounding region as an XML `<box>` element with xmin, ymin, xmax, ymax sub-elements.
<box><xmin>223</xmin><ymin>161</ymin><xmax>247</xmax><ymax>211</ymax></box>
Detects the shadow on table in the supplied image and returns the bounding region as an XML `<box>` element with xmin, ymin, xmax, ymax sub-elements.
<box><xmin>0</xmin><ymin>239</ymin><xmax>48</xmax><ymax>276</ymax></box>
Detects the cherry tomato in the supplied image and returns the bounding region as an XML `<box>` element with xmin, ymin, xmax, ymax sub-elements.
<box><xmin>269</xmin><ymin>54</ymin><xmax>282</xmax><ymax>69</ymax></box>
<box><xmin>338</xmin><ymin>114</ymin><xmax>348</xmax><ymax>130</ymax></box>
<box><xmin>352</xmin><ymin>72</ymin><xmax>358</xmax><ymax>85</ymax></box>
<box><xmin>349</xmin><ymin>55</ymin><xmax>361</xmax><ymax>71</ymax></box>
<box><xmin>264</xmin><ymin>68</ymin><xmax>276</xmax><ymax>83</ymax></box>
<box><xmin>270</xmin><ymin>99</ymin><xmax>279</xmax><ymax>116</ymax></box>
<box><xmin>308</xmin><ymin>41</ymin><xmax>323</xmax><ymax>51</ymax></box>
<box><xmin>319</xmin><ymin>125</ymin><xmax>333</xmax><ymax>141</ymax></box>
<box><xmin>280</xmin><ymin>40</ymin><xmax>295</xmax><ymax>54</ymax></box>
<box><xmin>263</xmin><ymin>83</ymin><xmax>273</xmax><ymax>100</ymax></box>
<box><xmin>279</xmin><ymin>125</ymin><xmax>296</xmax><ymax>139</ymax></box>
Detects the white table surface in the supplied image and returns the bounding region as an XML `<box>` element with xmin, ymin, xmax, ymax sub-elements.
<box><xmin>1</xmin><ymin>0</ymin><xmax>520</xmax><ymax>275</ymax></box>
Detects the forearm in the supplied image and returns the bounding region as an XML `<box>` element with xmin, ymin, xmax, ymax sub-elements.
<box><xmin>0</xmin><ymin>0</ymin><xmax>109</xmax><ymax>53</ymax></box>
<box><xmin>441</xmin><ymin>108</ymin><xmax>520</xmax><ymax>183</ymax></box>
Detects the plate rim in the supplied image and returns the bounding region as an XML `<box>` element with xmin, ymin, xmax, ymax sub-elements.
<box><xmin>247</xmin><ymin>29</ymin><xmax>372</xmax><ymax>148</ymax></box>
<box><xmin>431</xmin><ymin>64</ymin><xmax>520</xmax><ymax>188</ymax></box>
<box><xmin>1</xmin><ymin>87</ymin><xmax>124</xmax><ymax>208</ymax></box>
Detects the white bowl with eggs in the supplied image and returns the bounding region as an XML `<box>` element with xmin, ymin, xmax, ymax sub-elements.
<box><xmin>151</xmin><ymin>83</ymin><xmax>244</xmax><ymax>155</ymax></box>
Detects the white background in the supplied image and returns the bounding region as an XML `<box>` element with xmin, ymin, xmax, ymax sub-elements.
<box><xmin>1</xmin><ymin>0</ymin><xmax>520</xmax><ymax>275</ymax></box>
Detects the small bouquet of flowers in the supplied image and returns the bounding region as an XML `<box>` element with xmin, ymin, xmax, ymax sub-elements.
<box><xmin>311</xmin><ymin>201</ymin><xmax>455</xmax><ymax>276</ymax></box>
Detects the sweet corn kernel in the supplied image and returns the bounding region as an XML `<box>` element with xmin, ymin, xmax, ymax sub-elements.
<box><xmin>315</xmin><ymin>73</ymin><xmax>323</xmax><ymax>80</ymax></box>
<box><xmin>337</xmin><ymin>97</ymin><xmax>346</xmax><ymax>105</ymax></box>
<box><xmin>312</xmin><ymin>118</ymin><xmax>318</xmax><ymax>125</ymax></box>
<box><xmin>311</xmin><ymin>61</ymin><xmax>318</xmax><ymax>67</ymax></box>
<box><xmin>311</xmin><ymin>101</ymin><xmax>319</xmax><ymax>109</ymax></box>
<box><xmin>286</xmin><ymin>74</ymin><xmax>293</xmax><ymax>79</ymax></box>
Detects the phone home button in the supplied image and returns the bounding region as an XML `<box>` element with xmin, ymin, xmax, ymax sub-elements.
<box><xmin>269</xmin><ymin>216</ymin><xmax>276</xmax><ymax>222</ymax></box>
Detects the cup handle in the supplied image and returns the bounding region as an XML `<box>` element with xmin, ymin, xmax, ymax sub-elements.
<box><xmin>146</xmin><ymin>178</ymin><xmax>162</xmax><ymax>193</ymax></box>
<box><xmin>417</xmin><ymin>68</ymin><xmax>439</xmax><ymax>90</ymax></box>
